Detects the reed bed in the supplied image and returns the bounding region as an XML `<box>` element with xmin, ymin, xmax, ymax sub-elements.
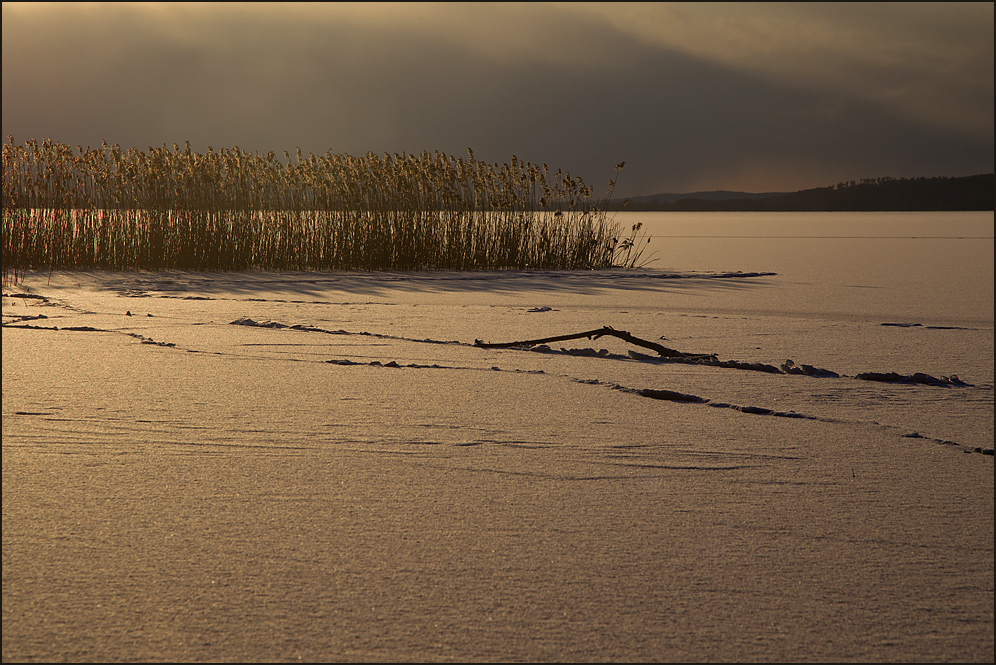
<box><xmin>3</xmin><ymin>138</ymin><xmax>643</xmax><ymax>276</ymax></box>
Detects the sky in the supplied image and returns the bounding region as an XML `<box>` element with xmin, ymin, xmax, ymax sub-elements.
<box><xmin>2</xmin><ymin>2</ymin><xmax>993</xmax><ymax>197</ymax></box>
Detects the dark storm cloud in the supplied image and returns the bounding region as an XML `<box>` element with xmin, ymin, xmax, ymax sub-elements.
<box><xmin>2</xmin><ymin>2</ymin><xmax>992</xmax><ymax>196</ymax></box>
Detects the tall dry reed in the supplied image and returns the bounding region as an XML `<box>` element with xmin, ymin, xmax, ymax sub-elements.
<box><xmin>3</xmin><ymin>137</ymin><xmax>637</xmax><ymax>274</ymax></box>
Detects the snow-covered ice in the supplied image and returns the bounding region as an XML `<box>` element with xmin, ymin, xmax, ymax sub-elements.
<box><xmin>3</xmin><ymin>212</ymin><xmax>993</xmax><ymax>661</ymax></box>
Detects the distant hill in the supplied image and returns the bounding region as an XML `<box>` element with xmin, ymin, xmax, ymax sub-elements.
<box><xmin>621</xmin><ymin>190</ymin><xmax>789</xmax><ymax>206</ymax></box>
<box><xmin>611</xmin><ymin>174</ymin><xmax>994</xmax><ymax>211</ymax></box>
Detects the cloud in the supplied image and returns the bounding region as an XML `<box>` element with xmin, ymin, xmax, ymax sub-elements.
<box><xmin>2</xmin><ymin>2</ymin><xmax>992</xmax><ymax>196</ymax></box>
<box><xmin>572</xmin><ymin>2</ymin><xmax>994</xmax><ymax>143</ymax></box>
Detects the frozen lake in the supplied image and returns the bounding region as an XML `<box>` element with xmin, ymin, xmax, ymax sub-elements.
<box><xmin>2</xmin><ymin>211</ymin><xmax>993</xmax><ymax>662</ymax></box>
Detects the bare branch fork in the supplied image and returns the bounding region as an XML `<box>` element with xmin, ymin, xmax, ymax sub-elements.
<box><xmin>474</xmin><ymin>326</ymin><xmax>701</xmax><ymax>358</ymax></box>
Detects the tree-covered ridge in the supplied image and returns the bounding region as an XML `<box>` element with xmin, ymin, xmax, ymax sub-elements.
<box><xmin>615</xmin><ymin>174</ymin><xmax>993</xmax><ymax>211</ymax></box>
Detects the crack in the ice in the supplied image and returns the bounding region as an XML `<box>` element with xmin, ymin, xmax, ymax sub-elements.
<box><xmin>4</xmin><ymin>315</ymin><xmax>983</xmax><ymax>396</ymax></box>
<box><xmin>6</xmin><ymin>312</ymin><xmax>988</xmax><ymax>457</ymax></box>
<box><xmin>224</xmin><ymin>317</ymin><xmax>977</xmax><ymax>388</ymax></box>
<box><xmin>568</xmin><ymin>377</ymin><xmax>993</xmax><ymax>457</ymax></box>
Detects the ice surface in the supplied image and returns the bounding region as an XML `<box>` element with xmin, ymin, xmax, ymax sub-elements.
<box><xmin>3</xmin><ymin>261</ymin><xmax>992</xmax><ymax>662</ymax></box>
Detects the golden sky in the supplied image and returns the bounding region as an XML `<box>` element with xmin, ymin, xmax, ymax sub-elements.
<box><xmin>2</xmin><ymin>2</ymin><xmax>992</xmax><ymax>195</ymax></box>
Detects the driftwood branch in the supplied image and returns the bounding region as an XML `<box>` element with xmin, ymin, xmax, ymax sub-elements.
<box><xmin>474</xmin><ymin>326</ymin><xmax>693</xmax><ymax>358</ymax></box>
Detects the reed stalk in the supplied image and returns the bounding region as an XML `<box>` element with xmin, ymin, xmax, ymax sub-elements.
<box><xmin>3</xmin><ymin>137</ymin><xmax>637</xmax><ymax>276</ymax></box>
